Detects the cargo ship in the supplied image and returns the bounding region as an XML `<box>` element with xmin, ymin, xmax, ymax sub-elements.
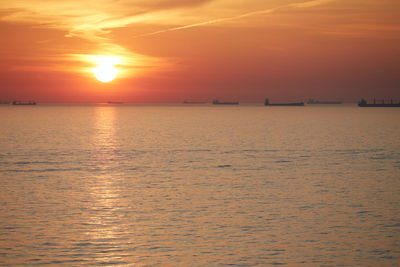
<box><xmin>264</xmin><ymin>98</ymin><xmax>304</xmax><ymax>106</ymax></box>
<box><xmin>307</xmin><ymin>99</ymin><xmax>342</xmax><ymax>104</ymax></box>
<box><xmin>213</xmin><ymin>100</ymin><xmax>239</xmax><ymax>105</ymax></box>
<box><xmin>358</xmin><ymin>99</ymin><xmax>400</xmax><ymax>107</ymax></box>
<box><xmin>12</xmin><ymin>101</ymin><xmax>36</xmax><ymax>105</ymax></box>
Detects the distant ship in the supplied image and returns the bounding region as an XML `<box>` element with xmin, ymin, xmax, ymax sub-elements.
<box><xmin>213</xmin><ymin>100</ymin><xmax>239</xmax><ymax>105</ymax></box>
<box><xmin>358</xmin><ymin>99</ymin><xmax>400</xmax><ymax>107</ymax></box>
<box><xmin>0</xmin><ymin>101</ymin><xmax>10</xmax><ymax>104</ymax></box>
<box><xmin>183</xmin><ymin>100</ymin><xmax>206</xmax><ymax>104</ymax></box>
<box><xmin>107</xmin><ymin>101</ymin><xmax>124</xmax><ymax>104</ymax></box>
<box><xmin>264</xmin><ymin>98</ymin><xmax>304</xmax><ymax>106</ymax></box>
<box><xmin>12</xmin><ymin>101</ymin><xmax>36</xmax><ymax>105</ymax></box>
<box><xmin>307</xmin><ymin>99</ymin><xmax>342</xmax><ymax>104</ymax></box>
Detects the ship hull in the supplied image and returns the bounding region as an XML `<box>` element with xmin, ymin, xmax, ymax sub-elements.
<box><xmin>213</xmin><ymin>102</ymin><xmax>239</xmax><ymax>105</ymax></box>
<box><xmin>213</xmin><ymin>100</ymin><xmax>239</xmax><ymax>105</ymax></box>
<box><xmin>358</xmin><ymin>104</ymin><xmax>400</xmax><ymax>107</ymax></box>
<box><xmin>12</xmin><ymin>101</ymin><xmax>36</xmax><ymax>105</ymax></box>
<box><xmin>308</xmin><ymin>101</ymin><xmax>342</xmax><ymax>104</ymax></box>
<box><xmin>265</xmin><ymin>103</ymin><xmax>304</xmax><ymax>106</ymax></box>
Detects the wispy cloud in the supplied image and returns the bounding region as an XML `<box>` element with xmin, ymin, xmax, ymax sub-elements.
<box><xmin>1</xmin><ymin>0</ymin><xmax>399</xmax><ymax>76</ymax></box>
<box><xmin>133</xmin><ymin>0</ymin><xmax>333</xmax><ymax>38</ymax></box>
<box><xmin>0</xmin><ymin>0</ymin><xmax>213</xmax><ymax>41</ymax></box>
<box><xmin>0</xmin><ymin>0</ymin><xmax>212</xmax><ymax>74</ymax></box>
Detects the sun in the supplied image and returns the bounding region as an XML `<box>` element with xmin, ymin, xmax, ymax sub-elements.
<box><xmin>94</xmin><ymin>62</ymin><xmax>117</xmax><ymax>83</ymax></box>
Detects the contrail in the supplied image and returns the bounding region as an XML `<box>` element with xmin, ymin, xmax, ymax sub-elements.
<box><xmin>133</xmin><ymin>0</ymin><xmax>331</xmax><ymax>38</ymax></box>
<box><xmin>134</xmin><ymin>8</ymin><xmax>277</xmax><ymax>38</ymax></box>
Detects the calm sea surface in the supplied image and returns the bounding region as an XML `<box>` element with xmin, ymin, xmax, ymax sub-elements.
<box><xmin>0</xmin><ymin>104</ymin><xmax>399</xmax><ymax>266</ymax></box>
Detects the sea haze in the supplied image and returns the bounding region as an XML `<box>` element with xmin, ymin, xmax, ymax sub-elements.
<box><xmin>0</xmin><ymin>104</ymin><xmax>399</xmax><ymax>265</ymax></box>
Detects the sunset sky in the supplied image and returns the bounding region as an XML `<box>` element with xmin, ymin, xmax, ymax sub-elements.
<box><xmin>0</xmin><ymin>0</ymin><xmax>399</xmax><ymax>102</ymax></box>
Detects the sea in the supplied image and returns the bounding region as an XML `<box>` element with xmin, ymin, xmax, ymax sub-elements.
<box><xmin>0</xmin><ymin>103</ymin><xmax>399</xmax><ymax>266</ymax></box>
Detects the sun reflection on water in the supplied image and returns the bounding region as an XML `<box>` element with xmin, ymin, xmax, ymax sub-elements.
<box><xmin>81</xmin><ymin>106</ymin><xmax>133</xmax><ymax>264</ymax></box>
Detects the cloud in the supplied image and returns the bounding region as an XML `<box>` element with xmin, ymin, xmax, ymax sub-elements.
<box><xmin>0</xmin><ymin>0</ymin><xmax>217</xmax><ymax>76</ymax></box>
<box><xmin>0</xmin><ymin>0</ymin><xmax>213</xmax><ymax>40</ymax></box>
<box><xmin>1</xmin><ymin>0</ymin><xmax>399</xmax><ymax>77</ymax></box>
<box><xmin>133</xmin><ymin>0</ymin><xmax>333</xmax><ymax>38</ymax></box>
<box><xmin>0</xmin><ymin>0</ymin><xmax>183</xmax><ymax>74</ymax></box>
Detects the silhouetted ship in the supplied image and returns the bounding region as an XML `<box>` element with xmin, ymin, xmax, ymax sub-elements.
<box><xmin>213</xmin><ymin>100</ymin><xmax>239</xmax><ymax>105</ymax></box>
<box><xmin>307</xmin><ymin>99</ymin><xmax>342</xmax><ymax>104</ymax></box>
<box><xmin>0</xmin><ymin>101</ymin><xmax>10</xmax><ymax>104</ymax></box>
<box><xmin>107</xmin><ymin>101</ymin><xmax>124</xmax><ymax>104</ymax></box>
<box><xmin>183</xmin><ymin>100</ymin><xmax>206</xmax><ymax>104</ymax></box>
<box><xmin>12</xmin><ymin>101</ymin><xmax>36</xmax><ymax>105</ymax></box>
<box><xmin>264</xmin><ymin>98</ymin><xmax>304</xmax><ymax>106</ymax></box>
<box><xmin>358</xmin><ymin>99</ymin><xmax>400</xmax><ymax>107</ymax></box>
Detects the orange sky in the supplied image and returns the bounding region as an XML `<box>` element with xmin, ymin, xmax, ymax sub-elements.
<box><xmin>0</xmin><ymin>0</ymin><xmax>399</xmax><ymax>102</ymax></box>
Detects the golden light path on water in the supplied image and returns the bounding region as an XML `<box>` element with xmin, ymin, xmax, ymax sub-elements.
<box><xmin>85</xmin><ymin>107</ymin><xmax>124</xmax><ymax>263</ymax></box>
